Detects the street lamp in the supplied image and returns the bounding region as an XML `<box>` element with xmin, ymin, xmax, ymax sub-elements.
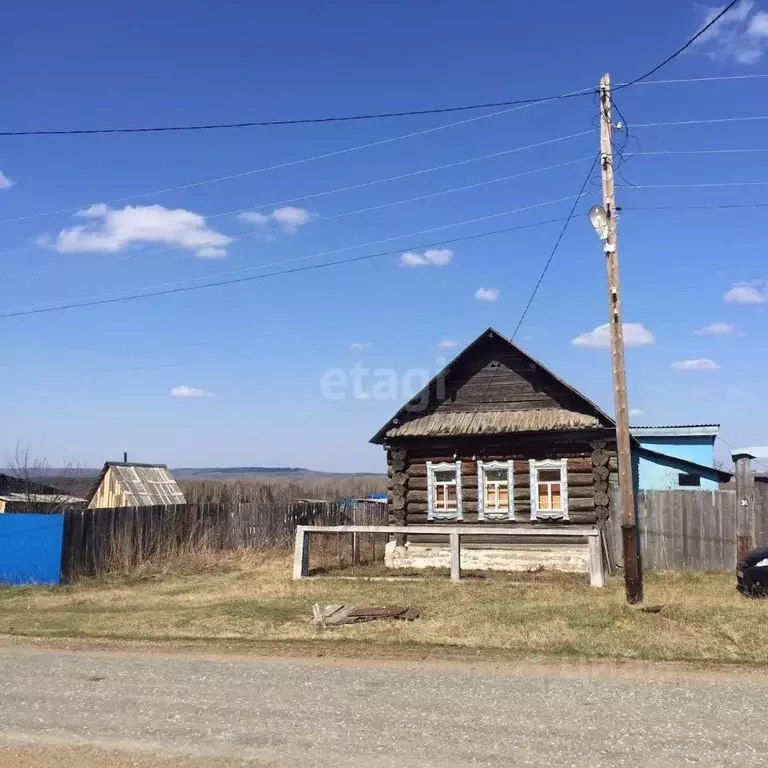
<box><xmin>588</xmin><ymin>205</ymin><xmax>609</xmax><ymax>242</ymax></box>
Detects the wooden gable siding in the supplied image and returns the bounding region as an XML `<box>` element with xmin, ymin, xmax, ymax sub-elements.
<box><xmin>423</xmin><ymin>341</ymin><xmax>584</xmax><ymax>414</ymax></box>
<box><xmin>387</xmin><ymin>440</ymin><xmax>617</xmax><ymax>544</ymax></box>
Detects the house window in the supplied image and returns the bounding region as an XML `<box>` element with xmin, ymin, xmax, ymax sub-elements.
<box><xmin>477</xmin><ymin>460</ymin><xmax>514</xmax><ymax>521</ymax></box>
<box><xmin>678</xmin><ymin>473</ymin><xmax>701</xmax><ymax>487</ymax></box>
<box><xmin>529</xmin><ymin>459</ymin><xmax>569</xmax><ymax>521</ymax></box>
<box><xmin>427</xmin><ymin>461</ymin><xmax>462</xmax><ymax>521</ymax></box>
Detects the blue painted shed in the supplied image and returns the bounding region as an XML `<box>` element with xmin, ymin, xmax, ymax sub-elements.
<box><xmin>630</xmin><ymin>424</ymin><xmax>728</xmax><ymax>490</ymax></box>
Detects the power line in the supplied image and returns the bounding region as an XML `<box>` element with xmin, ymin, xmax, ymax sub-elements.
<box><xmin>0</xmin><ymin>1</ymin><xmax>745</xmax><ymax>139</ymax></box>
<box><xmin>624</xmin><ymin>202</ymin><xmax>768</xmax><ymax>211</ymax></box>
<box><xmin>0</xmin><ymin>153</ymin><xmax>593</xmax><ymax>280</ymax></box>
<box><xmin>614</xmin><ymin>0</ymin><xmax>743</xmax><ymax>90</ymax></box>
<box><xmin>0</xmin><ymin>87</ymin><xmax>596</xmax><ymax>138</ymax></box>
<box><xmin>0</xmin><ymin>214</ymin><xmax>576</xmax><ymax>320</ymax></box>
<box><xmin>630</xmin><ymin>73</ymin><xmax>768</xmax><ymax>86</ymax></box>
<box><xmin>620</xmin><ymin>181</ymin><xmax>768</xmax><ymax>190</ymax></box>
<box><xmin>511</xmin><ymin>157</ymin><xmax>599</xmax><ymax>339</ymax></box>
<box><xmin>630</xmin><ymin>148</ymin><xmax>768</xmax><ymax>156</ymax></box>
<box><xmin>718</xmin><ymin>435</ymin><xmax>768</xmax><ymax>472</ymax></box>
<box><xmin>634</xmin><ymin>115</ymin><xmax>768</xmax><ymax>128</ymax></box>
<box><xmin>65</xmin><ymin>193</ymin><xmax>590</xmax><ymax>303</ymax></box>
<box><xmin>0</xmin><ymin>127</ymin><xmax>593</xmax><ymax>230</ymax></box>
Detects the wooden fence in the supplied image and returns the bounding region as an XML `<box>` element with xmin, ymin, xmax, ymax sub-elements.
<box><xmin>61</xmin><ymin>500</ymin><xmax>388</xmax><ymax>580</ymax></box>
<box><xmin>232</xmin><ymin>500</ymin><xmax>387</xmax><ymax>548</ymax></box>
<box><xmin>608</xmin><ymin>483</ymin><xmax>768</xmax><ymax>571</ymax></box>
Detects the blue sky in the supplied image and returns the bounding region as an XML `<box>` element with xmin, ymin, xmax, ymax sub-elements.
<box><xmin>2</xmin><ymin>0</ymin><xmax>767</xmax><ymax>472</ymax></box>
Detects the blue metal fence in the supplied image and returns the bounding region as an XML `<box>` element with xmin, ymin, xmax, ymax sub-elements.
<box><xmin>0</xmin><ymin>513</ymin><xmax>64</xmax><ymax>585</ymax></box>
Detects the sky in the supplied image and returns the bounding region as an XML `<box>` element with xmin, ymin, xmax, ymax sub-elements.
<box><xmin>2</xmin><ymin>0</ymin><xmax>767</xmax><ymax>472</ymax></box>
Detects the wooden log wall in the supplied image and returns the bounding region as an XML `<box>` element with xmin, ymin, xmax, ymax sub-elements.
<box><xmin>385</xmin><ymin>439</ymin><xmax>618</xmax><ymax>538</ymax></box>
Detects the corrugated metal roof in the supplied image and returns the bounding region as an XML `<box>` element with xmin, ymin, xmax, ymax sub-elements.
<box><xmin>386</xmin><ymin>408</ymin><xmax>602</xmax><ymax>438</ymax></box>
<box><xmin>101</xmin><ymin>463</ymin><xmax>186</xmax><ymax>506</ymax></box>
<box><xmin>631</xmin><ymin>424</ymin><xmax>719</xmax><ymax>438</ymax></box>
<box><xmin>0</xmin><ymin>493</ymin><xmax>85</xmax><ymax>504</ymax></box>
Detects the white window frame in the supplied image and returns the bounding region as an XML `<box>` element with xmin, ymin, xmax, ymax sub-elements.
<box><xmin>529</xmin><ymin>458</ymin><xmax>569</xmax><ymax>521</ymax></box>
<box><xmin>477</xmin><ymin>460</ymin><xmax>515</xmax><ymax>521</ymax></box>
<box><xmin>427</xmin><ymin>460</ymin><xmax>462</xmax><ymax>521</ymax></box>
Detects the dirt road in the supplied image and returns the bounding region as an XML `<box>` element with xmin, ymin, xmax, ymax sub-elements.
<box><xmin>1</xmin><ymin>647</ymin><xmax>766</xmax><ymax>767</ymax></box>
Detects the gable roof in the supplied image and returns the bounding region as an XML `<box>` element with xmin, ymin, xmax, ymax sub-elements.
<box><xmin>0</xmin><ymin>472</ymin><xmax>68</xmax><ymax>497</ymax></box>
<box><xmin>371</xmin><ymin>327</ymin><xmax>615</xmax><ymax>444</ymax></box>
<box><xmin>87</xmin><ymin>461</ymin><xmax>186</xmax><ymax>506</ymax></box>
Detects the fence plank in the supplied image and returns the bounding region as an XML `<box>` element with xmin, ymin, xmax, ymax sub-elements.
<box><xmin>61</xmin><ymin>500</ymin><xmax>388</xmax><ymax>578</ymax></box>
<box><xmin>612</xmin><ymin>489</ymin><xmax>744</xmax><ymax>572</ymax></box>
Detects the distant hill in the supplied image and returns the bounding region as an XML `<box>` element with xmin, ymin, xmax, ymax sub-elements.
<box><xmin>172</xmin><ymin>467</ymin><xmax>383</xmax><ymax>478</ymax></box>
<box><xmin>173</xmin><ymin>466</ymin><xmax>311</xmax><ymax>478</ymax></box>
<box><xmin>19</xmin><ymin>466</ymin><xmax>383</xmax><ymax>480</ymax></box>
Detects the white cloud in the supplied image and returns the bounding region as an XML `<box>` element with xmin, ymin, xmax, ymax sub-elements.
<box><xmin>197</xmin><ymin>246</ymin><xmax>227</xmax><ymax>259</ymax></box>
<box><xmin>238</xmin><ymin>211</ymin><xmax>270</xmax><ymax>226</ymax></box>
<box><xmin>171</xmin><ymin>385</ymin><xmax>214</xmax><ymax>397</ymax></box>
<box><xmin>693</xmin><ymin>1</ymin><xmax>768</xmax><ymax>63</ymax></box>
<box><xmin>349</xmin><ymin>341</ymin><xmax>371</xmax><ymax>350</ymax></box>
<box><xmin>399</xmin><ymin>248</ymin><xmax>453</xmax><ymax>267</ymax></box>
<box><xmin>50</xmin><ymin>204</ymin><xmax>232</xmax><ymax>258</ymax></box>
<box><xmin>438</xmin><ymin>339</ymin><xmax>459</xmax><ymax>349</ymax></box>
<box><xmin>670</xmin><ymin>359</ymin><xmax>720</xmax><ymax>371</ymax></box>
<box><xmin>724</xmin><ymin>282</ymin><xmax>767</xmax><ymax>303</ymax></box>
<box><xmin>694</xmin><ymin>322</ymin><xmax>737</xmax><ymax>336</ymax></box>
<box><xmin>629</xmin><ymin>408</ymin><xmax>645</xmax><ymax>418</ymax></box>
<box><xmin>572</xmin><ymin>323</ymin><xmax>654</xmax><ymax>348</ymax></box>
<box><xmin>238</xmin><ymin>206</ymin><xmax>314</xmax><ymax>233</ymax></box>
<box><xmin>475</xmin><ymin>287</ymin><xmax>499</xmax><ymax>302</ymax></box>
<box><xmin>0</xmin><ymin>170</ymin><xmax>15</xmax><ymax>190</ymax></box>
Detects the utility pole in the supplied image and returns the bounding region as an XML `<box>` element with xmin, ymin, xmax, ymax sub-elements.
<box><xmin>733</xmin><ymin>450</ymin><xmax>756</xmax><ymax>562</ymax></box>
<box><xmin>598</xmin><ymin>73</ymin><xmax>643</xmax><ymax>604</ymax></box>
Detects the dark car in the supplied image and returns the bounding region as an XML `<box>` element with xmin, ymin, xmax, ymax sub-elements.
<box><xmin>737</xmin><ymin>548</ymin><xmax>768</xmax><ymax>596</ymax></box>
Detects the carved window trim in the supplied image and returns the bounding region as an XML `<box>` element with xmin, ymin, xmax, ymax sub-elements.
<box><xmin>427</xmin><ymin>460</ymin><xmax>462</xmax><ymax>521</ymax></box>
<box><xmin>529</xmin><ymin>458</ymin><xmax>569</xmax><ymax>521</ymax></box>
<box><xmin>477</xmin><ymin>460</ymin><xmax>515</xmax><ymax>521</ymax></box>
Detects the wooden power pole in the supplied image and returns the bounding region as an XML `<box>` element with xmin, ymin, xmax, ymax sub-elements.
<box><xmin>598</xmin><ymin>73</ymin><xmax>643</xmax><ymax>604</ymax></box>
<box><xmin>733</xmin><ymin>450</ymin><xmax>756</xmax><ymax>562</ymax></box>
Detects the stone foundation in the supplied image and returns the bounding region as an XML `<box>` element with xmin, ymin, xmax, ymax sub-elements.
<box><xmin>384</xmin><ymin>540</ymin><xmax>590</xmax><ymax>573</ymax></box>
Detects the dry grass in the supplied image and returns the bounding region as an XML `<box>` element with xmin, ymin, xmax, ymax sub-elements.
<box><xmin>1</xmin><ymin>552</ymin><xmax>766</xmax><ymax>664</ymax></box>
<box><xmin>0</xmin><ymin>745</ymin><xmax>267</xmax><ymax>768</ymax></box>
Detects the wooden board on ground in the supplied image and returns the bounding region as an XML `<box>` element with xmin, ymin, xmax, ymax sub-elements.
<box><xmin>311</xmin><ymin>604</ymin><xmax>419</xmax><ymax>626</ymax></box>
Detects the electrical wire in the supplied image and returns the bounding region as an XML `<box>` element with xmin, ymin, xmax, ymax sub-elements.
<box><xmin>0</xmin><ymin>213</ymin><xmax>578</xmax><ymax>320</ymax></box>
<box><xmin>0</xmin><ymin>127</ymin><xmax>593</xmax><ymax>229</ymax></box>
<box><xmin>717</xmin><ymin>435</ymin><xmax>768</xmax><ymax>472</ymax></box>
<box><xmin>510</xmin><ymin>156</ymin><xmax>600</xmax><ymax>339</ymax></box>
<box><xmin>614</xmin><ymin>0</ymin><xmax>743</xmax><ymax>90</ymax></box>
<box><xmin>0</xmin><ymin>87</ymin><xmax>596</xmax><ymax>137</ymax></box>
<box><xmin>629</xmin><ymin>148</ymin><xmax>768</xmax><ymax>156</ymax></box>
<box><xmin>64</xmin><ymin>193</ymin><xmax>592</xmax><ymax>301</ymax></box>
<box><xmin>634</xmin><ymin>115</ymin><xmax>768</xmax><ymax>128</ymax></box>
<box><xmin>620</xmin><ymin>181</ymin><xmax>768</xmax><ymax>190</ymax></box>
<box><xmin>0</xmin><ymin>101</ymin><xmax>555</xmax><ymax>227</ymax></box>
<box><xmin>0</xmin><ymin>154</ymin><xmax>594</xmax><ymax>280</ymax></box>
<box><xmin>0</xmin><ymin>1</ymin><xmax>745</xmax><ymax>138</ymax></box>
<box><xmin>624</xmin><ymin>202</ymin><xmax>768</xmax><ymax>211</ymax></box>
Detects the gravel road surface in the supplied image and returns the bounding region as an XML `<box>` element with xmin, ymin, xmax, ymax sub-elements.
<box><xmin>1</xmin><ymin>647</ymin><xmax>766</xmax><ymax>767</ymax></box>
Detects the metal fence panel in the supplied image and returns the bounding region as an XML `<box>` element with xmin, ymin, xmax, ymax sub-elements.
<box><xmin>0</xmin><ymin>513</ymin><xmax>65</xmax><ymax>585</ymax></box>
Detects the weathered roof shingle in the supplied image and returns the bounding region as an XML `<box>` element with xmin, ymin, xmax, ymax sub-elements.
<box><xmin>386</xmin><ymin>408</ymin><xmax>601</xmax><ymax>438</ymax></box>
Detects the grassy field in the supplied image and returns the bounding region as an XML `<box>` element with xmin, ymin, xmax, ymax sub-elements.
<box><xmin>0</xmin><ymin>551</ymin><xmax>765</xmax><ymax>665</ymax></box>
